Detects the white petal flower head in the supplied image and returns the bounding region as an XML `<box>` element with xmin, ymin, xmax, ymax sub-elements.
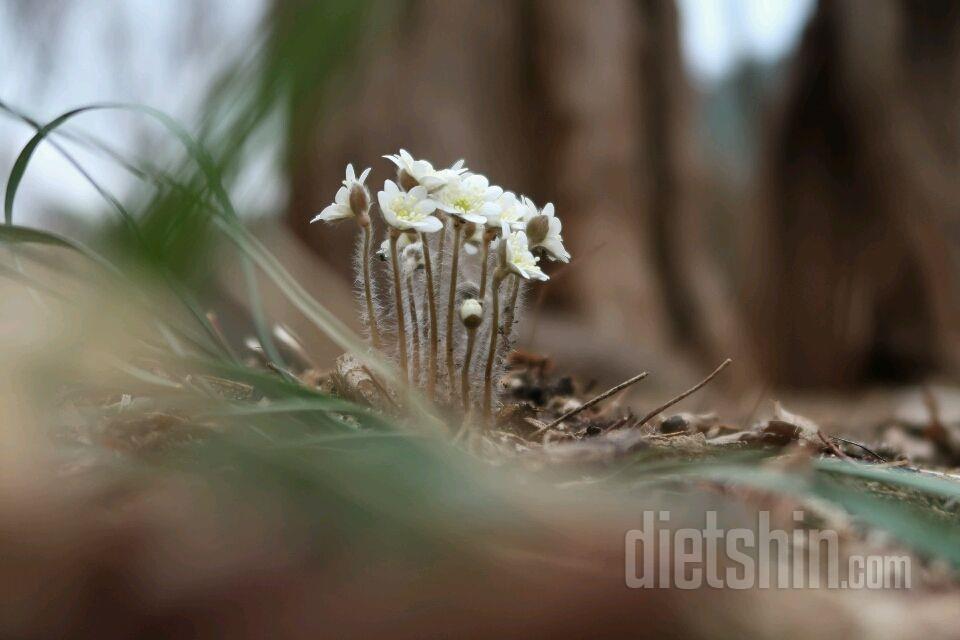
<box><xmin>421</xmin><ymin>158</ymin><xmax>469</xmax><ymax>192</ymax></box>
<box><xmin>525</xmin><ymin>202</ymin><xmax>570</xmax><ymax>263</ymax></box>
<box><xmin>480</xmin><ymin>191</ymin><xmax>527</xmax><ymax>233</ymax></box>
<box><xmin>311</xmin><ymin>163</ymin><xmax>372</xmax><ymax>224</ymax></box>
<box><xmin>377</xmin><ymin>180</ymin><xmax>443</xmax><ymax>233</ymax></box>
<box><xmin>503</xmin><ymin>231</ymin><xmax>549</xmax><ymax>281</ymax></box>
<box><xmin>383</xmin><ymin>149</ymin><xmax>437</xmax><ymax>190</ymax></box>
<box><xmin>311</xmin><ymin>185</ymin><xmax>353</xmax><ymax>223</ymax></box>
<box><xmin>342</xmin><ymin>163</ymin><xmax>372</xmax><ymax>189</ymax></box>
<box><xmin>436</xmin><ymin>173</ymin><xmax>502</xmax><ymax>224</ymax></box>
<box><xmin>519</xmin><ymin>195</ymin><xmax>540</xmax><ymax>224</ymax></box>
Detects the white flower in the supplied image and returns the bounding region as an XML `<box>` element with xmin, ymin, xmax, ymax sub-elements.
<box><xmin>377</xmin><ymin>180</ymin><xmax>443</xmax><ymax>233</ymax></box>
<box><xmin>503</xmin><ymin>231</ymin><xmax>549</xmax><ymax>281</ymax></box>
<box><xmin>383</xmin><ymin>149</ymin><xmax>469</xmax><ymax>192</ymax></box>
<box><xmin>342</xmin><ymin>163</ymin><xmax>372</xmax><ymax>190</ymax></box>
<box><xmin>436</xmin><ymin>173</ymin><xmax>501</xmax><ymax>224</ymax></box>
<box><xmin>524</xmin><ymin>201</ymin><xmax>570</xmax><ymax>263</ymax></box>
<box><xmin>311</xmin><ymin>163</ymin><xmax>372</xmax><ymax>223</ymax></box>
<box><xmin>423</xmin><ymin>159</ymin><xmax>469</xmax><ymax>191</ymax></box>
<box><xmin>311</xmin><ymin>186</ymin><xmax>352</xmax><ymax>223</ymax></box>
<box><xmin>383</xmin><ymin>149</ymin><xmax>435</xmax><ymax>187</ymax></box>
<box><xmin>480</xmin><ymin>191</ymin><xmax>527</xmax><ymax>233</ymax></box>
<box><xmin>519</xmin><ymin>195</ymin><xmax>540</xmax><ymax>223</ymax></box>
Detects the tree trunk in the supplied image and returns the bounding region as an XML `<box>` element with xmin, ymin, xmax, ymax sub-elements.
<box><xmin>750</xmin><ymin>0</ymin><xmax>960</xmax><ymax>388</ymax></box>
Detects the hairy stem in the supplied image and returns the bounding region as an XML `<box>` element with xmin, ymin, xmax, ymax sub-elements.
<box><xmin>483</xmin><ymin>273</ymin><xmax>504</xmax><ymax>421</ymax></box>
<box><xmin>420</xmin><ymin>232</ymin><xmax>439</xmax><ymax>397</ymax></box>
<box><xmin>436</xmin><ymin>216</ymin><xmax>448</xmax><ymax>289</ymax></box>
<box><xmin>461</xmin><ymin>328</ymin><xmax>477</xmax><ymax>411</ymax></box>
<box><xmin>406</xmin><ymin>274</ymin><xmax>421</xmax><ymax>385</ymax></box>
<box><xmin>445</xmin><ymin>220</ymin><xmax>463</xmax><ymax>394</ymax></box>
<box><xmin>361</xmin><ymin>224</ymin><xmax>381</xmax><ymax>350</ymax></box>
<box><xmin>478</xmin><ymin>236</ymin><xmax>490</xmax><ymax>299</ymax></box>
<box><xmin>388</xmin><ymin>233</ymin><xmax>408</xmax><ymax>383</ymax></box>
<box><xmin>502</xmin><ymin>275</ymin><xmax>521</xmax><ymax>340</ymax></box>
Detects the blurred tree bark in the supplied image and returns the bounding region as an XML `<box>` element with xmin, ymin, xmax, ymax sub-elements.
<box><xmin>280</xmin><ymin>0</ymin><xmax>741</xmax><ymax>371</ymax></box>
<box><xmin>750</xmin><ymin>0</ymin><xmax>960</xmax><ymax>388</ymax></box>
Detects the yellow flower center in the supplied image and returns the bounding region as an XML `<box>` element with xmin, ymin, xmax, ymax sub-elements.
<box><xmin>452</xmin><ymin>196</ymin><xmax>477</xmax><ymax>213</ymax></box>
<box><xmin>392</xmin><ymin>196</ymin><xmax>427</xmax><ymax>222</ymax></box>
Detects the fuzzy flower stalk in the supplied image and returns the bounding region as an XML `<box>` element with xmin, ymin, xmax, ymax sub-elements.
<box><xmin>378</xmin><ymin>180</ymin><xmax>441</xmax><ymax>383</ymax></box>
<box><xmin>482</xmin><ymin>231</ymin><xmax>548</xmax><ymax>419</ymax></box>
<box><xmin>436</xmin><ymin>174</ymin><xmax>499</xmax><ymax>395</ymax></box>
<box><xmin>311</xmin><ymin>164</ymin><xmax>380</xmax><ymax>349</ymax></box>
<box><xmin>503</xmin><ymin>199</ymin><xmax>570</xmax><ymax>339</ymax></box>
<box><xmin>384</xmin><ymin>151</ymin><xmax>465</xmax><ymax>396</ymax></box>
<box><xmin>459</xmin><ymin>297</ymin><xmax>483</xmax><ymax>410</ymax></box>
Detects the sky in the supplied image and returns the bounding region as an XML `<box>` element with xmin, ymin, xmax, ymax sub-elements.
<box><xmin>0</xmin><ymin>0</ymin><xmax>814</xmax><ymax>223</ymax></box>
<box><xmin>678</xmin><ymin>0</ymin><xmax>815</xmax><ymax>83</ymax></box>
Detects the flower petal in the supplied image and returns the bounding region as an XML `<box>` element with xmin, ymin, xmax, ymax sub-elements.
<box><xmin>417</xmin><ymin>215</ymin><xmax>444</xmax><ymax>233</ymax></box>
<box><xmin>480</xmin><ymin>201</ymin><xmax>501</xmax><ymax>219</ymax></box>
<box><xmin>415</xmin><ymin>198</ymin><xmax>439</xmax><ymax>215</ymax></box>
<box><xmin>311</xmin><ymin>203</ymin><xmax>352</xmax><ymax>223</ymax></box>
<box><xmin>377</xmin><ymin>189</ymin><xmax>390</xmax><ymax>213</ymax></box>
<box><xmin>436</xmin><ymin>202</ymin><xmax>460</xmax><ymax>215</ymax></box>
<box><xmin>380</xmin><ymin>206</ymin><xmax>399</xmax><ymax>228</ymax></box>
<box><xmin>461</xmin><ymin>212</ymin><xmax>486</xmax><ymax>225</ymax></box>
<box><xmin>542</xmin><ymin>238</ymin><xmax>570</xmax><ymax>263</ymax></box>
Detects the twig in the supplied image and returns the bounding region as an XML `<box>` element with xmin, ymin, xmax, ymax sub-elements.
<box><xmin>831</xmin><ymin>436</ymin><xmax>887</xmax><ymax>462</ymax></box>
<box><xmin>542</xmin><ymin>371</ymin><xmax>649</xmax><ymax>431</ymax></box>
<box><xmin>635</xmin><ymin>358</ymin><xmax>732</xmax><ymax>428</ymax></box>
<box><xmin>818</xmin><ymin>430</ymin><xmax>851</xmax><ymax>460</ymax></box>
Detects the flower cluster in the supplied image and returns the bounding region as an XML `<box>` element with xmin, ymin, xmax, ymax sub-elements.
<box><xmin>311</xmin><ymin>150</ymin><xmax>570</xmax><ymax>422</ymax></box>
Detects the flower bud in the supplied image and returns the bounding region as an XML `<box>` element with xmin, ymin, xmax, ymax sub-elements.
<box><xmin>496</xmin><ymin>236</ymin><xmax>507</xmax><ymax>267</ymax></box>
<box><xmin>526</xmin><ymin>214</ymin><xmax>550</xmax><ymax>245</ymax></box>
<box><xmin>349</xmin><ymin>184</ymin><xmax>370</xmax><ymax>222</ymax></box>
<box><xmin>459</xmin><ymin>298</ymin><xmax>483</xmax><ymax>329</ymax></box>
<box><xmin>398</xmin><ymin>168</ymin><xmax>420</xmax><ymax>192</ymax></box>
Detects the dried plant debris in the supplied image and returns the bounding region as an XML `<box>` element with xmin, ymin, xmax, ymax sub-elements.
<box><xmin>486</xmin><ymin>356</ymin><xmax>960</xmax><ymax>481</ymax></box>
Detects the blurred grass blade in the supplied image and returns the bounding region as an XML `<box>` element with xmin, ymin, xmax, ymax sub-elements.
<box><xmin>651</xmin><ymin>462</ymin><xmax>960</xmax><ymax>567</ymax></box>
<box><xmin>2</xmin><ymin>105</ymin><xmax>236</xmax><ymax>359</ymax></box>
<box><xmin>814</xmin><ymin>458</ymin><xmax>960</xmax><ymax>499</ymax></box>
<box><xmin>0</xmin><ymin>224</ymin><xmax>123</xmax><ymax>276</ymax></box>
